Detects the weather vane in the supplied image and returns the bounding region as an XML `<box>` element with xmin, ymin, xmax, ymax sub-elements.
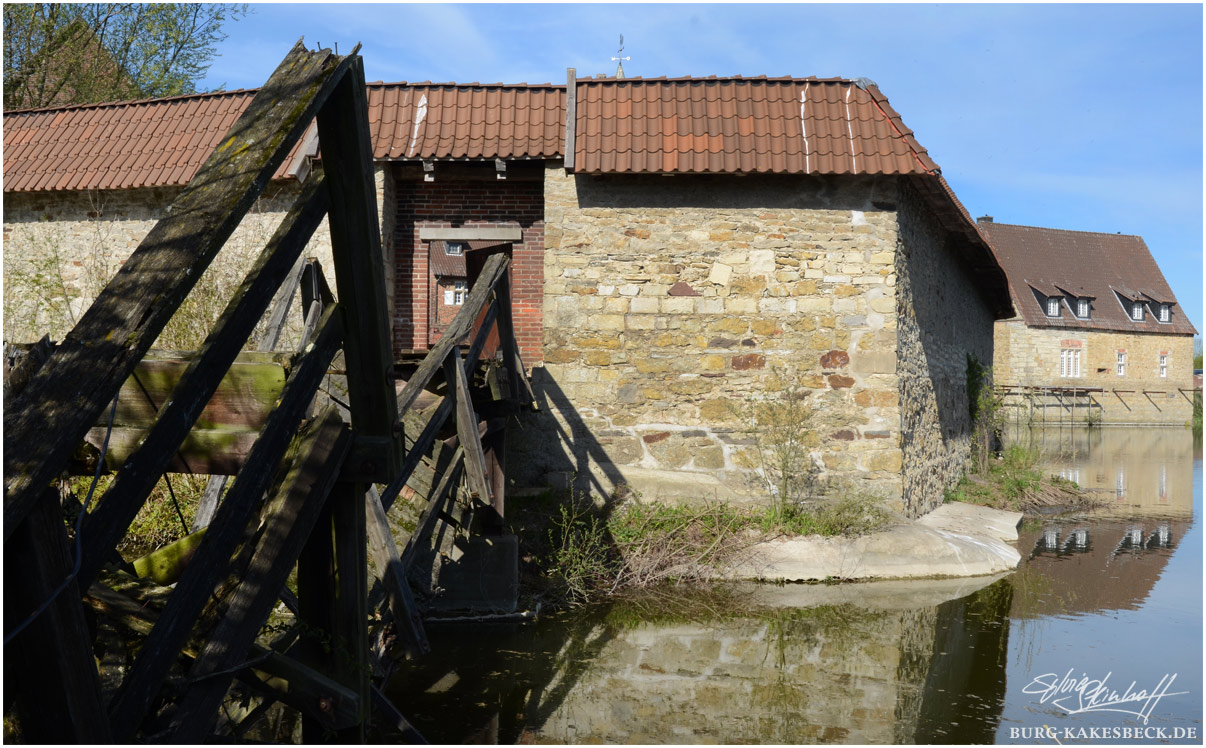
<box><xmin>611</xmin><ymin>34</ymin><xmax>630</xmax><ymax>78</ymax></box>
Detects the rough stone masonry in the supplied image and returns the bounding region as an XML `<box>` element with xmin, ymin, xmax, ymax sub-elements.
<box><xmin>509</xmin><ymin>166</ymin><xmax>994</xmax><ymax>518</ymax></box>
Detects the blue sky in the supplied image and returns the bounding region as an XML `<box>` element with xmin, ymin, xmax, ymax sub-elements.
<box><xmin>204</xmin><ymin>3</ymin><xmax>1204</xmax><ymax>334</ymax></box>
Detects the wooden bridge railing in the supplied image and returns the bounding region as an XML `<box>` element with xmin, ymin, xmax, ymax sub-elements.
<box><xmin>3</xmin><ymin>40</ymin><xmax>531</xmax><ymax>744</ymax></box>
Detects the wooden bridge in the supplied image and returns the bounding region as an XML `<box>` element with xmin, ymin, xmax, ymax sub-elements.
<box><xmin>3</xmin><ymin>42</ymin><xmax>533</xmax><ymax>743</ymax></box>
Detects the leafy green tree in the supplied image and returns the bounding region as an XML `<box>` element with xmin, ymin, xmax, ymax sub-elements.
<box><xmin>4</xmin><ymin>3</ymin><xmax>248</xmax><ymax>110</ymax></box>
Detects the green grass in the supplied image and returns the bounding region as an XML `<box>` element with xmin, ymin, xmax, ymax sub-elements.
<box><xmin>946</xmin><ymin>444</ymin><xmax>1084</xmax><ymax>514</ymax></box>
<box><xmin>524</xmin><ymin>487</ymin><xmax>892</xmax><ymax>608</ymax></box>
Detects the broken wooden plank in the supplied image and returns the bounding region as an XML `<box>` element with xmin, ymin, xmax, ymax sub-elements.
<box><xmin>365</xmin><ymin>485</ymin><xmax>429</xmax><ymax>659</ymax></box>
<box><xmin>77</xmin><ymin>174</ymin><xmax>329</xmax><ymax>588</ymax></box>
<box><xmin>4</xmin><ymin>489</ymin><xmax>112</xmax><ymax>743</ymax></box>
<box><xmin>105</xmin><ymin>306</ymin><xmax>344</xmax><ymax>740</ymax></box>
<box><xmin>4</xmin><ymin>42</ymin><xmax>356</xmax><ymax>539</ymax></box>
<box><xmin>318</xmin><ymin>56</ymin><xmax>400</xmax><ymax>484</ymax></box>
<box><xmin>169</xmin><ymin>407</ymin><xmax>351</xmax><ymax>742</ymax></box>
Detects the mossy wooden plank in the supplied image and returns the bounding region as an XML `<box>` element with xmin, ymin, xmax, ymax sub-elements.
<box><xmin>76</xmin><ymin>173</ymin><xmax>329</xmax><ymax>590</ymax></box>
<box><xmin>79</xmin><ymin>426</ymin><xmax>258</xmax><ymax>475</ymax></box>
<box><xmin>105</xmin><ymin>306</ymin><xmax>344</xmax><ymax>740</ymax></box>
<box><xmin>4</xmin><ymin>41</ymin><xmax>355</xmax><ymax>540</ymax></box>
<box><xmin>104</xmin><ymin>358</ymin><xmax>286</xmax><ymax>430</ymax></box>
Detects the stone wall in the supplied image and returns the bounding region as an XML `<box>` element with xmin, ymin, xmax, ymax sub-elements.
<box><xmin>511</xmin><ymin>165</ymin><xmax>905</xmax><ymax>507</ymax></box>
<box><xmin>537</xmin><ymin>607</ymin><xmax>938</xmax><ymax>744</ymax></box>
<box><xmin>994</xmin><ymin>320</ymin><xmax>1195</xmax><ymax>425</ymax></box>
<box><xmin>1</xmin><ymin>174</ymin><xmax>369</xmax><ymax>346</ymax></box>
<box><xmin>894</xmin><ymin>181</ymin><xmax>996</xmax><ymax>516</ymax></box>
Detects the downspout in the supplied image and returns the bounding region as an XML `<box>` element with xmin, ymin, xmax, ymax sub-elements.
<box><xmin>564</xmin><ymin>67</ymin><xmax>577</xmax><ymax>171</ymax></box>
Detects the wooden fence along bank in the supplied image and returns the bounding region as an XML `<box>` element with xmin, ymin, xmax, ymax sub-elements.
<box><xmin>3</xmin><ymin>43</ymin><xmax>535</xmax><ymax>743</ymax></box>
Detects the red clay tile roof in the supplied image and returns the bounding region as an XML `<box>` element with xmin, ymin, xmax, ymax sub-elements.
<box><xmin>979</xmin><ymin>222</ymin><xmax>1196</xmax><ymax>335</ymax></box>
<box><xmin>3</xmin><ymin>82</ymin><xmax>565</xmax><ymax>192</ymax></box>
<box><xmin>428</xmin><ymin>241</ymin><xmax>467</xmax><ymax>277</ymax></box>
<box><xmin>2</xmin><ymin>89</ymin><xmax>312</xmax><ymax>192</ymax></box>
<box><xmin>572</xmin><ymin>76</ymin><xmax>938</xmax><ymax>175</ymax></box>
<box><xmin>366</xmin><ymin>82</ymin><xmax>564</xmax><ymax>161</ymax></box>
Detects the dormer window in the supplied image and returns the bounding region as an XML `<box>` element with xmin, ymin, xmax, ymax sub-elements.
<box><xmin>1046</xmin><ymin>297</ymin><xmax>1062</xmax><ymax>317</ymax></box>
<box><xmin>1158</xmin><ymin>303</ymin><xmax>1171</xmax><ymax>323</ymax></box>
<box><xmin>1076</xmin><ymin>298</ymin><xmax>1090</xmax><ymax>319</ymax></box>
<box><xmin>445</xmin><ymin>242</ymin><xmax>466</xmax><ymax>256</ymax></box>
<box><xmin>1130</xmin><ymin>302</ymin><xmax>1144</xmax><ymax>321</ymax></box>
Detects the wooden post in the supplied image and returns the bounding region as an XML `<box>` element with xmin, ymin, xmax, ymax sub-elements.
<box><xmin>298</xmin><ymin>481</ymin><xmax>369</xmax><ymax>743</ymax></box>
<box><xmin>4</xmin><ymin>490</ymin><xmax>111</xmax><ymax>743</ymax></box>
<box><xmin>317</xmin><ymin>56</ymin><xmax>400</xmax><ymax>484</ymax></box>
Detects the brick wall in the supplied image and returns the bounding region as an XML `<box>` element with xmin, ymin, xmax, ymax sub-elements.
<box><xmin>895</xmin><ymin>181</ymin><xmax>996</xmax><ymax>516</ymax></box>
<box><xmin>512</xmin><ymin>165</ymin><xmax>907</xmax><ymax>507</ymax></box>
<box><xmin>993</xmin><ymin>319</ymin><xmax>1194</xmax><ymax>425</ymax></box>
<box><xmin>389</xmin><ymin>170</ymin><xmax>545</xmax><ymax>362</ymax></box>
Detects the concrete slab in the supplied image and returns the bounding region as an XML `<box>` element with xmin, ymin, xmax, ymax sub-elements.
<box><xmin>727</xmin><ymin>502</ymin><xmax>1022</xmax><ymax>583</ymax></box>
<box><xmin>917</xmin><ymin>501</ymin><xmax>1022</xmax><ymax>542</ymax></box>
<box><xmin>734</xmin><ymin>573</ymin><xmax>1011</xmax><ymax>611</ymax></box>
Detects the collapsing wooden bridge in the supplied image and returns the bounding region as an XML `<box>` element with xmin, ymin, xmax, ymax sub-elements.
<box><xmin>3</xmin><ymin>42</ymin><xmax>534</xmax><ymax>742</ymax></box>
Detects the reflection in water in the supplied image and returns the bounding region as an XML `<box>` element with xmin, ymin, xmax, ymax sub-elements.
<box><xmin>385</xmin><ymin>428</ymin><xmax>1200</xmax><ymax>744</ymax></box>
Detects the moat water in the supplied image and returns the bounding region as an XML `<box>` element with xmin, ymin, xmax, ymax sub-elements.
<box><xmin>385</xmin><ymin>427</ymin><xmax>1202</xmax><ymax>744</ymax></box>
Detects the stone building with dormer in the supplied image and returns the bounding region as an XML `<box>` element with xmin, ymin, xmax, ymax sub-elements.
<box><xmin>979</xmin><ymin>220</ymin><xmax>1196</xmax><ymax>425</ymax></box>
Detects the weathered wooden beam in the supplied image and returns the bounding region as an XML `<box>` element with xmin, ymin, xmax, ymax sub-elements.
<box><xmin>4</xmin><ymin>489</ymin><xmax>111</xmax><ymax>743</ymax></box>
<box><xmin>4</xmin><ymin>43</ymin><xmax>356</xmax><ymax>539</ymax></box>
<box><xmin>395</xmin><ymin>253</ymin><xmax>509</xmax><ymax>414</ymax></box>
<box><xmin>449</xmin><ymin>355</ymin><xmax>493</xmax><ymax>505</ymax></box>
<box><xmin>77</xmin><ymin>174</ymin><xmax>329</xmax><ymax>588</ymax></box>
<box><xmin>169</xmin><ymin>407</ymin><xmax>351</xmax><ymax>742</ymax></box>
<box><xmin>365</xmin><ymin>486</ymin><xmax>429</xmax><ymax>658</ymax></box>
<box><xmin>317</xmin><ymin>56</ymin><xmax>400</xmax><ymax>484</ymax></box>
<box><xmin>105</xmin><ymin>307</ymin><xmax>344</xmax><ymax>740</ymax></box>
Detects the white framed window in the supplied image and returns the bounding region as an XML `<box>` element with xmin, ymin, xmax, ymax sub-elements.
<box><xmin>443</xmin><ymin>280</ymin><xmax>468</xmax><ymax>306</ymax></box>
<box><xmin>1076</xmin><ymin>298</ymin><xmax>1090</xmax><ymax>318</ymax></box>
<box><xmin>445</xmin><ymin>241</ymin><xmax>466</xmax><ymax>256</ymax></box>
<box><xmin>1131</xmin><ymin>301</ymin><xmax>1144</xmax><ymax>321</ymax></box>
<box><xmin>1060</xmin><ymin>348</ymin><xmax>1081</xmax><ymax>378</ymax></box>
<box><xmin>1046</xmin><ymin>297</ymin><xmax>1061</xmax><ymax>317</ymax></box>
<box><xmin>1116</xmin><ymin>351</ymin><xmax>1126</xmax><ymax>377</ymax></box>
<box><xmin>1115</xmin><ymin>469</ymin><xmax>1126</xmax><ymax>499</ymax></box>
<box><xmin>1159</xmin><ymin>353</ymin><xmax>1168</xmax><ymax>378</ymax></box>
<box><xmin>1158</xmin><ymin>303</ymin><xmax>1170</xmax><ymax>322</ymax></box>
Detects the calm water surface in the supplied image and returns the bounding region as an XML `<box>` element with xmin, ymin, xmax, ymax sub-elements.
<box><xmin>386</xmin><ymin>427</ymin><xmax>1202</xmax><ymax>744</ymax></box>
